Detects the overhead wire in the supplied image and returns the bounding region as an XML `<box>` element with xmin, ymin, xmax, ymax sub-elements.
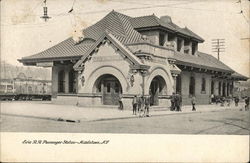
<box><xmin>1</xmin><ymin>0</ymin><xmax>248</xmax><ymax>27</ymax></box>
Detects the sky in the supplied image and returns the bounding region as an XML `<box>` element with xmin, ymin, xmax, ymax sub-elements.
<box><xmin>1</xmin><ymin>0</ymin><xmax>249</xmax><ymax>77</ymax></box>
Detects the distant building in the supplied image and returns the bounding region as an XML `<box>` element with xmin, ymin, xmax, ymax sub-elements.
<box><xmin>19</xmin><ymin>11</ymin><xmax>248</xmax><ymax>108</ymax></box>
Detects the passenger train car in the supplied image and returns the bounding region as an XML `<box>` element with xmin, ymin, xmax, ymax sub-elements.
<box><xmin>0</xmin><ymin>72</ymin><xmax>51</xmax><ymax>101</ymax></box>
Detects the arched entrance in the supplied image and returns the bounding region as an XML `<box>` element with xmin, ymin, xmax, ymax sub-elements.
<box><xmin>94</xmin><ymin>74</ymin><xmax>122</xmax><ymax>105</ymax></box>
<box><xmin>149</xmin><ymin>75</ymin><xmax>167</xmax><ymax>106</ymax></box>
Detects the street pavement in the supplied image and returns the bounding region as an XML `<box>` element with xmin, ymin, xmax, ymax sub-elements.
<box><xmin>0</xmin><ymin>101</ymin><xmax>247</xmax><ymax>122</ymax></box>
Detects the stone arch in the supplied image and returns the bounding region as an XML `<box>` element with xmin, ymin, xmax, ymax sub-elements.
<box><xmin>145</xmin><ymin>67</ymin><xmax>173</xmax><ymax>96</ymax></box>
<box><xmin>84</xmin><ymin>65</ymin><xmax>128</xmax><ymax>93</ymax></box>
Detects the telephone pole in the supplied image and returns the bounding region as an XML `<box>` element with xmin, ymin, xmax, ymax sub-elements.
<box><xmin>211</xmin><ymin>39</ymin><xmax>225</xmax><ymax>61</ymax></box>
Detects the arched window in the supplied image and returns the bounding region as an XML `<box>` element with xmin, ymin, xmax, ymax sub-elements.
<box><xmin>189</xmin><ymin>76</ymin><xmax>195</xmax><ymax>96</ymax></box>
<box><xmin>201</xmin><ymin>77</ymin><xmax>206</xmax><ymax>93</ymax></box>
<box><xmin>176</xmin><ymin>75</ymin><xmax>182</xmax><ymax>93</ymax></box>
<box><xmin>58</xmin><ymin>70</ymin><xmax>65</xmax><ymax>93</ymax></box>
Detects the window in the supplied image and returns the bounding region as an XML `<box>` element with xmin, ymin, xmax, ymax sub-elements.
<box><xmin>115</xmin><ymin>82</ymin><xmax>119</xmax><ymax>93</ymax></box>
<box><xmin>176</xmin><ymin>75</ymin><xmax>182</xmax><ymax>93</ymax></box>
<box><xmin>177</xmin><ymin>38</ymin><xmax>182</xmax><ymax>52</ymax></box>
<box><xmin>107</xmin><ymin>83</ymin><xmax>111</xmax><ymax>93</ymax></box>
<box><xmin>218</xmin><ymin>82</ymin><xmax>221</xmax><ymax>96</ymax></box>
<box><xmin>69</xmin><ymin>69</ymin><xmax>77</xmax><ymax>93</ymax></box>
<box><xmin>192</xmin><ymin>42</ymin><xmax>197</xmax><ymax>55</ymax></box>
<box><xmin>97</xmin><ymin>82</ymin><xmax>102</xmax><ymax>93</ymax></box>
<box><xmin>189</xmin><ymin>76</ymin><xmax>195</xmax><ymax>96</ymax></box>
<box><xmin>159</xmin><ymin>32</ymin><xmax>165</xmax><ymax>46</ymax></box>
<box><xmin>58</xmin><ymin>70</ymin><xmax>65</xmax><ymax>93</ymax></box>
<box><xmin>201</xmin><ymin>77</ymin><xmax>206</xmax><ymax>93</ymax></box>
<box><xmin>211</xmin><ymin>80</ymin><xmax>214</xmax><ymax>94</ymax></box>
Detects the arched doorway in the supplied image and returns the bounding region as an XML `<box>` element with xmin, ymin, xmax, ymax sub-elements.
<box><xmin>58</xmin><ymin>70</ymin><xmax>65</xmax><ymax>93</ymax></box>
<box><xmin>149</xmin><ymin>75</ymin><xmax>167</xmax><ymax>106</ymax></box>
<box><xmin>94</xmin><ymin>74</ymin><xmax>122</xmax><ymax>105</ymax></box>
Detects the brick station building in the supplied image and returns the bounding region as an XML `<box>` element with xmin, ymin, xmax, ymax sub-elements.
<box><xmin>19</xmin><ymin>10</ymin><xmax>248</xmax><ymax>108</ymax></box>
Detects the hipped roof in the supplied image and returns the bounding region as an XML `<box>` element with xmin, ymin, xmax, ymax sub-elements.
<box><xmin>19</xmin><ymin>10</ymin><xmax>235</xmax><ymax>74</ymax></box>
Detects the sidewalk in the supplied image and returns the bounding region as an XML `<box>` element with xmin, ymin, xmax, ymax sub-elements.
<box><xmin>0</xmin><ymin>101</ymin><xmax>246</xmax><ymax>122</ymax></box>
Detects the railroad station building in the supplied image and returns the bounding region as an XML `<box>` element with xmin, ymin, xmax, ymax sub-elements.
<box><xmin>19</xmin><ymin>10</ymin><xmax>248</xmax><ymax>109</ymax></box>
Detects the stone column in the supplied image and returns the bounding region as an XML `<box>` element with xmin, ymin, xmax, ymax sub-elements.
<box><xmin>172</xmin><ymin>73</ymin><xmax>178</xmax><ymax>93</ymax></box>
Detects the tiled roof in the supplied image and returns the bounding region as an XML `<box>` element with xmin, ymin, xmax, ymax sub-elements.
<box><xmin>19</xmin><ymin>38</ymin><xmax>93</xmax><ymax>61</ymax></box>
<box><xmin>231</xmin><ymin>72</ymin><xmax>249</xmax><ymax>80</ymax></box>
<box><xmin>130</xmin><ymin>14</ymin><xmax>176</xmax><ymax>31</ymax></box>
<box><xmin>83</xmin><ymin>10</ymin><xmax>143</xmax><ymax>44</ymax></box>
<box><xmin>130</xmin><ymin>15</ymin><xmax>204</xmax><ymax>42</ymax></box>
<box><xmin>174</xmin><ymin>51</ymin><xmax>234</xmax><ymax>73</ymax></box>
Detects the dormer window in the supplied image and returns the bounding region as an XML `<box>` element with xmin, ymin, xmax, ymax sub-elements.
<box><xmin>192</xmin><ymin>42</ymin><xmax>198</xmax><ymax>55</ymax></box>
<box><xmin>159</xmin><ymin>32</ymin><xmax>165</xmax><ymax>46</ymax></box>
<box><xmin>177</xmin><ymin>38</ymin><xmax>183</xmax><ymax>52</ymax></box>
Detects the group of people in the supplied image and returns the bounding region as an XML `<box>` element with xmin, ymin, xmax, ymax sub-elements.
<box><xmin>118</xmin><ymin>92</ymin><xmax>249</xmax><ymax>115</ymax></box>
<box><xmin>132</xmin><ymin>95</ymin><xmax>150</xmax><ymax>117</ymax></box>
<box><xmin>210</xmin><ymin>94</ymin><xmax>249</xmax><ymax>111</ymax></box>
<box><xmin>170</xmin><ymin>92</ymin><xmax>183</xmax><ymax>111</ymax></box>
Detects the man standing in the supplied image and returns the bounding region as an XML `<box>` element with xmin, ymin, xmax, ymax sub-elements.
<box><xmin>132</xmin><ymin>95</ymin><xmax>137</xmax><ymax>115</ymax></box>
<box><xmin>191</xmin><ymin>95</ymin><xmax>196</xmax><ymax>111</ymax></box>
<box><xmin>245</xmin><ymin>96</ymin><xmax>249</xmax><ymax>111</ymax></box>
<box><xmin>170</xmin><ymin>92</ymin><xmax>176</xmax><ymax>111</ymax></box>
<box><xmin>144</xmin><ymin>95</ymin><xmax>150</xmax><ymax>117</ymax></box>
<box><xmin>139</xmin><ymin>96</ymin><xmax>145</xmax><ymax>117</ymax></box>
<box><xmin>118</xmin><ymin>93</ymin><xmax>123</xmax><ymax>111</ymax></box>
<box><xmin>175</xmin><ymin>92</ymin><xmax>182</xmax><ymax>111</ymax></box>
<box><xmin>234</xmin><ymin>96</ymin><xmax>239</xmax><ymax>107</ymax></box>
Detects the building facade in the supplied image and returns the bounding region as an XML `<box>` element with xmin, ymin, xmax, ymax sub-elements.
<box><xmin>19</xmin><ymin>11</ymin><xmax>248</xmax><ymax>108</ymax></box>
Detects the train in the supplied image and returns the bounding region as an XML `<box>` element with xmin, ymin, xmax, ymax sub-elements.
<box><xmin>0</xmin><ymin>72</ymin><xmax>51</xmax><ymax>101</ymax></box>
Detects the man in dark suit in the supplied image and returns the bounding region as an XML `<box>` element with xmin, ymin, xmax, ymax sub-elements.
<box><xmin>175</xmin><ymin>92</ymin><xmax>182</xmax><ymax>111</ymax></box>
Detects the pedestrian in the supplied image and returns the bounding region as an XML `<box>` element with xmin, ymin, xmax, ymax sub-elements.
<box><xmin>191</xmin><ymin>95</ymin><xmax>196</xmax><ymax>111</ymax></box>
<box><xmin>144</xmin><ymin>95</ymin><xmax>150</xmax><ymax>117</ymax></box>
<box><xmin>245</xmin><ymin>96</ymin><xmax>249</xmax><ymax>111</ymax></box>
<box><xmin>210</xmin><ymin>94</ymin><xmax>214</xmax><ymax>104</ymax></box>
<box><xmin>132</xmin><ymin>95</ymin><xmax>137</xmax><ymax>115</ymax></box>
<box><xmin>139</xmin><ymin>96</ymin><xmax>145</xmax><ymax>117</ymax></box>
<box><xmin>137</xmin><ymin>95</ymin><xmax>141</xmax><ymax>113</ymax></box>
<box><xmin>170</xmin><ymin>92</ymin><xmax>175</xmax><ymax>111</ymax></box>
<box><xmin>234</xmin><ymin>96</ymin><xmax>239</xmax><ymax>107</ymax></box>
<box><xmin>118</xmin><ymin>93</ymin><xmax>123</xmax><ymax>111</ymax></box>
<box><xmin>220</xmin><ymin>97</ymin><xmax>225</xmax><ymax>107</ymax></box>
<box><xmin>227</xmin><ymin>97</ymin><xmax>231</xmax><ymax>107</ymax></box>
<box><xmin>175</xmin><ymin>92</ymin><xmax>182</xmax><ymax>111</ymax></box>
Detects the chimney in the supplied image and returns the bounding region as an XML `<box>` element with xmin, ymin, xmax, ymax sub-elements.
<box><xmin>160</xmin><ymin>16</ymin><xmax>172</xmax><ymax>24</ymax></box>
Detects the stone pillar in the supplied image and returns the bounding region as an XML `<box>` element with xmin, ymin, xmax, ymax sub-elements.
<box><xmin>172</xmin><ymin>73</ymin><xmax>178</xmax><ymax>93</ymax></box>
<box><xmin>51</xmin><ymin>66</ymin><xmax>58</xmax><ymax>97</ymax></box>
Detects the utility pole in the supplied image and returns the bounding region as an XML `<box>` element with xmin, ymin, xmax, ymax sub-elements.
<box><xmin>211</xmin><ymin>39</ymin><xmax>225</xmax><ymax>60</ymax></box>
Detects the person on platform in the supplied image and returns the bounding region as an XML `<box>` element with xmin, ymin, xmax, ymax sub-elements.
<box><xmin>118</xmin><ymin>93</ymin><xmax>123</xmax><ymax>111</ymax></box>
<box><xmin>245</xmin><ymin>96</ymin><xmax>249</xmax><ymax>111</ymax></box>
<box><xmin>139</xmin><ymin>96</ymin><xmax>145</xmax><ymax>117</ymax></box>
<box><xmin>210</xmin><ymin>94</ymin><xmax>214</xmax><ymax>104</ymax></box>
<box><xmin>234</xmin><ymin>96</ymin><xmax>239</xmax><ymax>107</ymax></box>
<box><xmin>170</xmin><ymin>92</ymin><xmax>176</xmax><ymax>111</ymax></box>
<box><xmin>175</xmin><ymin>92</ymin><xmax>182</xmax><ymax>111</ymax></box>
<box><xmin>144</xmin><ymin>95</ymin><xmax>150</xmax><ymax>117</ymax></box>
<box><xmin>132</xmin><ymin>95</ymin><xmax>138</xmax><ymax>115</ymax></box>
<box><xmin>137</xmin><ymin>95</ymin><xmax>141</xmax><ymax>113</ymax></box>
<box><xmin>191</xmin><ymin>95</ymin><xmax>196</xmax><ymax>111</ymax></box>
